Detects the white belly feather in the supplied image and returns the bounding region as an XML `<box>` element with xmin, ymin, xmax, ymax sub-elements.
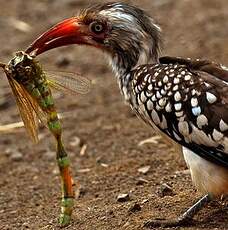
<box><xmin>183</xmin><ymin>147</ymin><xmax>228</xmax><ymax>196</ymax></box>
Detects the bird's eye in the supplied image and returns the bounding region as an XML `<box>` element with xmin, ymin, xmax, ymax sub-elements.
<box><xmin>89</xmin><ymin>22</ymin><xmax>104</xmax><ymax>34</ymax></box>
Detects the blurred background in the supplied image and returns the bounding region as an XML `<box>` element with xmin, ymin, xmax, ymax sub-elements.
<box><xmin>0</xmin><ymin>0</ymin><xmax>227</xmax><ymax>229</ymax></box>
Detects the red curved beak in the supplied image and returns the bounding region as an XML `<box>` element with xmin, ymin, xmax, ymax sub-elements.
<box><xmin>25</xmin><ymin>17</ymin><xmax>84</xmax><ymax>56</ymax></box>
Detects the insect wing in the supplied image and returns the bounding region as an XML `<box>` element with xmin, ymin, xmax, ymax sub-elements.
<box><xmin>24</xmin><ymin>88</ymin><xmax>48</xmax><ymax>129</ymax></box>
<box><xmin>46</xmin><ymin>71</ymin><xmax>91</xmax><ymax>95</ymax></box>
<box><xmin>7</xmin><ymin>76</ymin><xmax>39</xmax><ymax>143</ymax></box>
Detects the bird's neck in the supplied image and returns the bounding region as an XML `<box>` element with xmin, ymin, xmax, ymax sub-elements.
<box><xmin>110</xmin><ymin>55</ymin><xmax>133</xmax><ymax>102</ymax></box>
<box><xmin>110</xmin><ymin>51</ymin><xmax>158</xmax><ymax>102</ymax></box>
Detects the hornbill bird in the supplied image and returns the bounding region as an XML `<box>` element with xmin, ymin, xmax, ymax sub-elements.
<box><xmin>26</xmin><ymin>2</ymin><xmax>228</xmax><ymax>227</ymax></box>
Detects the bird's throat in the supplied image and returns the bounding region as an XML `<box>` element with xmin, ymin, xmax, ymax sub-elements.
<box><xmin>110</xmin><ymin>56</ymin><xmax>133</xmax><ymax>102</ymax></box>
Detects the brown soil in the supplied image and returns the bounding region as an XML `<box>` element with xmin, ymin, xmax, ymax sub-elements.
<box><xmin>0</xmin><ymin>0</ymin><xmax>227</xmax><ymax>229</ymax></box>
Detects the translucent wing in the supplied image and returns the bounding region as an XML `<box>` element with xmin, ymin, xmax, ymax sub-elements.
<box><xmin>7</xmin><ymin>75</ymin><xmax>39</xmax><ymax>143</ymax></box>
<box><xmin>46</xmin><ymin>70</ymin><xmax>91</xmax><ymax>95</ymax></box>
<box><xmin>22</xmin><ymin>87</ymin><xmax>48</xmax><ymax>128</ymax></box>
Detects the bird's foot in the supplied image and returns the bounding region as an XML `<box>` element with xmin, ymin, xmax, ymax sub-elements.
<box><xmin>143</xmin><ymin>217</ymin><xmax>194</xmax><ymax>228</ymax></box>
<box><xmin>144</xmin><ymin>194</ymin><xmax>211</xmax><ymax>228</ymax></box>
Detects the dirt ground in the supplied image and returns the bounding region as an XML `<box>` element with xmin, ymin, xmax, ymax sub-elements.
<box><xmin>0</xmin><ymin>0</ymin><xmax>227</xmax><ymax>229</ymax></box>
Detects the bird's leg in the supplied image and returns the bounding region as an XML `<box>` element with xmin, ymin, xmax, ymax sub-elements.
<box><xmin>177</xmin><ymin>193</ymin><xmax>212</xmax><ymax>223</ymax></box>
<box><xmin>48</xmin><ymin>117</ymin><xmax>74</xmax><ymax>226</ymax></box>
<box><xmin>144</xmin><ymin>193</ymin><xmax>212</xmax><ymax>228</ymax></box>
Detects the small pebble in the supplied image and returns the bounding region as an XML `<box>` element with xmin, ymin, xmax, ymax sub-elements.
<box><xmin>100</xmin><ymin>163</ymin><xmax>109</xmax><ymax>168</ymax></box>
<box><xmin>96</xmin><ymin>156</ymin><xmax>108</xmax><ymax>166</ymax></box>
<box><xmin>52</xmin><ymin>168</ymin><xmax>59</xmax><ymax>175</ymax></box>
<box><xmin>136</xmin><ymin>177</ymin><xmax>149</xmax><ymax>185</ymax></box>
<box><xmin>141</xmin><ymin>199</ymin><xmax>149</xmax><ymax>204</ymax></box>
<box><xmin>4</xmin><ymin>148</ymin><xmax>12</xmax><ymax>156</ymax></box>
<box><xmin>69</xmin><ymin>136</ymin><xmax>82</xmax><ymax>147</ymax></box>
<box><xmin>10</xmin><ymin>151</ymin><xmax>23</xmax><ymax>161</ymax></box>
<box><xmin>99</xmin><ymin>216</ymin><xmax>106</xmax><ymax>221</ymax></box>
<box><xmin>77</xmin><ymin>168</ymin><xmax>91</xmax><ymax>173</ymax></box>
<box><xmin>80</xmin><ymin>144</ymin><xmax>87</xmax><ymax>156</ymax></box>
<box><xmin>158</xmin><ymin>183</ymin><xmax>175</xmax><ymax>197</ymax></box>
<box><xmin>138</xmin><ymin>165</ymin><xmax>151</xmax><ymax>174</ymax></box>
<box><xmin>0</xmin><ymin>209</ymin><xmax>4</xmax><ymax>214</ymax></box>
<box><xmin>128</xmin><ymin>203</ymin><xmax>141</xmax><ymax>213</ymax></box>
<box><xmin>117</xmin><ymin>193</ymin><xmax>130</xmax><ymax>202</ymax></box>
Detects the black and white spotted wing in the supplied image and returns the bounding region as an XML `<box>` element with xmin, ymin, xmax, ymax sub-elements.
<box><xmin>130</xmin><ymin>57</ymin><xmax>228</xmax><ymax>168</ymax></box>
